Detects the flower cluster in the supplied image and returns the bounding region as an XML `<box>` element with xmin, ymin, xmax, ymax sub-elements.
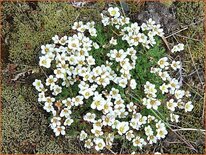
<box><xmin>33</xmin><ymin>7</ymin><xmax>193</xmax><ymax>152</ymax></box>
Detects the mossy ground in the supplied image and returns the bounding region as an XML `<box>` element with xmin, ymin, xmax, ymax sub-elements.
<box><xmin>1</xmin><ymin>1</ymin><xmax>205</xmax><ymax>154</ymax></box>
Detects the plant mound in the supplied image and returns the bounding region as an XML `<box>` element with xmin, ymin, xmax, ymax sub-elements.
<box><xmin>33</xmin><ymin>7</ymin><xmax>193</xmax><ymax>152</ymax></box>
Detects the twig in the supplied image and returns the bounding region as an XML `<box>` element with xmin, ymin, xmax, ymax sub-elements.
<box><xmin>165</xmin><ymin>27</ymin><xmax>188</xmax><ymax>39</ymax></box>
<box><xmin>106</xmin><ymin>147</ymin><xmax>117</xmax><ymax>154</ymax></box>
<box><xmin>188</xmin><ymin>68</ymin><xmax>203</xmax><ymax>77</ymax></box>
<box><xmin>161</xmin><ymin>36</ymin><xmax>171</xmax><ymax>51</ymax></box>
<box><xmin>39</xmin><ymin>66</ymin><xmax>48</xmax><ymax>79</ymax></box>
<box><xmin>183</xmin><ymin>81</ymin><xmax>204</xmax><ymax>98</ymax></box>
<box><xmin>172</xmin><ymin>128</ymin><xmax>205</xmax><ymax>134</ymax></box>
<box><xmin>165</xmin><ymin>19</ymin><xmax>204</xmax><ymax>39</ymax></box>
<box><xmin>11</xmin><ymin>69</ymin><xmax>33</xmax><ymax>82</ymax></box>
<box><xmin>178</xmin><ymin>57</ymin><xmax>183</xmax><ymax>87</ymax></box>
<box><xmin>174</xmin><ymin>34</ymin><xmax>203</xmax><ymax>42</ymax></box>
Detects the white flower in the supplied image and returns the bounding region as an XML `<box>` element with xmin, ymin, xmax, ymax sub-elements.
<box><xmin>118</xmin><ymin>78</ymin><xmax>128</xmax><ymax>88</ymax></box>
<box><xmin>168</xmin><ymin>78</ymin><xmax>180</xmax><ymax>93</ymax></box>
<box><xmin>147</xmin><ymin>135</ymin><xmax>157</xmax><ymax>144</ymax></box>
<box><xmin>68</xmin><ymin>38</ymin><xmax>80</xmax><ymax>50</ymax></box>
<box><xmin>53</xmin><ymin>126</ymin><xmax>66</xmax><ymax>136</ymax></box>
<box><xmin>108</xmin><ymin>7</ymin><xmax>120</xmax><ymax>17</ymax></box>
<box><xmin>93</xmin><ymin>42</ymin><xmax>100</xmax><ymax>49</ymax></box>
<box><xmin>94</xmin><ymin>138</ymin><xmax>105</xmax><ymax>151</ymax></box>
<box><xmin>130</xmin><ymin>79</ymin><xmax>137</xmax><ymax>89</ymax></box>
<box><xmin>41</xmin><ymin>44</ymin><xmax>54</xmax><ymax>54</ymax></box>
<box><xmin>59</xmin><ymin>36</ymin><xmax>67</xmax><ymax>45</ymax></box>
<box><xmin>93</xmin><ymin>119</ymin><xmax>103</xmax><ymax>129</ymax></box>
<box><xmin>91</xmin><ymin>127</ymin><xmax>103</xmax><ymax>137</ymax></box>
<box><xmin>105</xmin><ymin>133</ymin><xmax>114</xmax><ymax>146</ymax></box>
<box><xmin>185</xmin><ymin>101</ymin><xmax>194</xmax><ymax>112</ymax></box>
<box><xmin>175</xmin><ymin>90</ymin><xmax>185</xmax><ymax>99</ymax></box>
<box><xmin>144</xmin><ymin>125</ymin><xmax>153</xmax><ymax>136</ymax></box>
<box><xmin>60</xmin><ymin>108</ymin><xmax>71</xmax><ymax>118</ymax></box>
<box><xmin>147</xmin><ymin>18</ymin><xmax>156</xmax><ymax>28</ymax></box>
<box><xmin>101</xmin><ymin>14</ymin><xmax>110</xmax><ymax>26</ymax></box>
<box><xmin>102</xmin><ymin>101</ymin><xmax>113</xmax><ymax>114</ymax></box>
<box><xmin>81</xmin><ymin>88</ymin><xmax>93</xmax><ymax>99</ymax></box>
<box><xmin>144</xmin><ymin>81</ymin><xmax>157</xmax><ymax>98</ymax></box>
<box><xmin>155</xmin><ymin>121</ymin><xmax>165</xmax><ymax>130</ymax></box>
<box><xmin>170</xmin><ymin>113</ymin><xmax>179</xmax><ymax>123</ymax></box>
<box><xmin>84</xmin><ymin>139</ymin><xmax>93</xmax><ymax>149</ymax></box>
<box><xmin>143</xmin><ymin>98</ymin><xmax>161</xmax><ymax>110</ymax></box>
<box><xmin>64</xmin><ymin>118</ymin><xmax>74</xmax><ymax>126</ymax></box>
<box><xmin>43</xmin><ymin>102</ymin><xmax>54</xmax><ymax>113</ymax></box>
<box><xmin>86</xmin><ymin>56</ymin><xmax>96</xmax><ymax>65</ymax></box>
<box><xmin>87</xmin><ymin>21</ymin><xmax>95</xmax><ymax>29</ymax></box>
<box><xmin>109</xmin><ymin>37</ymin><xmax>117</xmax><ymax>45</ymax></box>
<box><xmin>38</xmin><ymin>92</ymin><xmax>46</xmax><ymax>102</ymax></box>
<box><xmin>91</xmin><ymin>97</ymin><xmax>104</xmax><ymax>111</ymax></box>
<box><xmin>132</xmin><ymin>136</ymin><xmax>146</xmax><ymax>148</ymax></box>
<box><xmin>89</xmin><ymin>28</ymin><xmax>97</xmax><ymax>37</ymax></box>
<box><xmin>72</xmin><ymin>21</ymin><xmax>82</xmax><ymax>30</ymax></box>
<box><xmin>156</xmin><ymin>128</ymin><xmax>168</xmax><ymax>139</ymax></box>
<box><xmin>166</xmin><ymin>99</ymin><xmax>177</xmax><ymax>111</ymax></box>
<box><xmin>171</xmin><ymin>61</ymin><xmax>181</xmax><ymax>71</ymax></box>
<box><xmin>52</xmin><ymin>35</ymin><xmax>59</xmax><ymax>44</ymax></box>
<box><xmin>171</xmin><ymin>43</ymin><xmax>184</xmax><ymax>53</ymax></box>
<box><xmin>158</xmin><ymin>71</ymin><xmax>170</xmax><ymax>81</ymax></box>
<box><xmin>46</xmin><ymin>75</ymin><xmax>57</xmax><ymax>87</ymax></box>
<box><xmin>126</xmin><ymin>130</ymin><xmax>135</xmax><ymax>141</ymax></box>
<box><xmin>33</xmin><ymin>79</ymin><xmax>44</xmax><ymax>91</ymax></box>
<box><xmin>127</xmin><ymin>102</ymin><xmax>137</xmax><ymax>112</ymax></box>
<box><xmin>39</xmin><ymin>56</ymin><xmax>52</xmax><ymax>68</ymax></box>
<box><xmin>72</xmin><ymin>95</ymin><xmax>84</xmax><ymax>106</ymax></box>
<box><xmin>102</xmin><ymin>113</ymin><xmax>115</xmax><ymax>126</ymax></box>
<box><xmin>52</xmin><ymin>85</ymin><xmax>62</xmax><ymax>96</ymax></box>
<box><xmin>62</xmin><ymin>98</ymin><xmax>74</xmax><ymax>109</ymax></box>
<box><xmin>158</xmin><ymin>57</ymin><xmax>169</xmax><ymax>69</ymax></box>
<box><xmin>111</xmin><ymin>49</ymin><xmax>127</xmax><ymax>62</ymax></box>
<box><xmin>116</xmin><ymin>122</ymin><xmax>129</xmax><ymax>135</ymax></box>
<box><xmin>159</xmin><ymin>83</ymin><xmax>169</xmax><ymax>94</ymax></box>
<box><xmin>83</xmin><ymin>113</ymin><xmax>96</xmax><ymax>123</ymax></box>
<box><xmin>185</xmin><ymin>90</ymin><xmax>191</xmax><ymax>97</ymax></box>
<box><xmin>80</xmin><ymin>130</ymin><xmax>88</xmax><ymax>141</ymax></box>
<box><xmin>51</xmin><ymin>116</ymin><xmax>61</xmax><ymax>128</ymax></box>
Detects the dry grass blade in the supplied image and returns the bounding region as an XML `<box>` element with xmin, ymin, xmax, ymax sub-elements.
<box><xmin>171</xmin><ymin>130</ymin><xmax>198</xmax><ymax>152</ymax></box>
<box><xmin>161</xmin><ymin>36</ymin><xmax>171</xmax><ymax>51</ymax></box>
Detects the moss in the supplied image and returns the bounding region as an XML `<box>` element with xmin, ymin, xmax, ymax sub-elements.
<box><xmin>1</xmin><ymin>82</ymin><xmax>93</xmax><ymax>154</ymax></box>
<box><xmin>176</xmin><ymin>1</ymin><xmax>204</xmax><ymax>25</ymax></box>
<box><xmin>126</xmin><ymin>1</ymin><xmax>145</xmax><ymax>15</ymax></box>
<box><xmin>2</xmin><ymin>2</ymin><xmax>103</xmax><ymax>65</ymax></box>
<box><xmin>2</xmin><ymin>83</ymin><xmax>47</xmax><ymax>153</ymax></box>
<box><xmin>175</xmin><ymin>1</ymin><xmax>205</xmax><ymax>61</ymax></box>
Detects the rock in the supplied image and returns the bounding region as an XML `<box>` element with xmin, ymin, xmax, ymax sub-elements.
<box><xmin>131</xmin><ymin>2</ymin><xmax>179</xmax><ymax>34</ymax></box>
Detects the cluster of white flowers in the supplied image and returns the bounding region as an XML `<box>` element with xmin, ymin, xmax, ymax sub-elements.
<box><xmin>33</xmin><ymin>7</ymin><xmax>193</xmax><ymax>152</ymax></box>
<box><xmin>171</xmin><ymin>43</ymin><xmax>184</xmax><ymax>53</ymax></box>
<box><xmin>149</xmin><ymin>44</ymin><xmax>193</xmax><ymax>123</ymax></box>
